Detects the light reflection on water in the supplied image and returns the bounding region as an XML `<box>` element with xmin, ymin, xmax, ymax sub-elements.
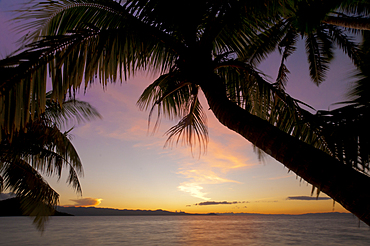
<box><xmin>0</xmin><ymin>215</ymin><xmax>369</xmax><ymax>245</ymax></box>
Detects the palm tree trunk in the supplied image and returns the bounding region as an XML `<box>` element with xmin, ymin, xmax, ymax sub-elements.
<box><xmin>199</xmin><ymin>74</ymin><xmax>370</xmax><ymax>226</ymax></box>
<box><xmin>323</xmin><ymin>16</ymin><xmax>370</xmax><ymax>30</ymax></box>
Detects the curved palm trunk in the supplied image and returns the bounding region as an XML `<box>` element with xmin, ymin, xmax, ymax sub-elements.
<box><xmin>199</xmin><ymin>74</ymin><xmax>370</xmax><ymax>226</ymax></box>
<box><xmin>323</xmin><ymin>16</ymin><xmax>370</xmax><ymax>31</ymax></box>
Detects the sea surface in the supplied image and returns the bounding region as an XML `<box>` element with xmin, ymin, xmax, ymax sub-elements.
<box><xmin>1</xmin><ymin>214</ymin><xmax>369</xmax><ymax>245</ymax></box>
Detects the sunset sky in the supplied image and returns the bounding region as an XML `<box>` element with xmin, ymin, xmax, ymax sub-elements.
<box><xmin>0</xmin><ymin>0</ymin><xmax>355</xmax><ymax>214</ymax></box>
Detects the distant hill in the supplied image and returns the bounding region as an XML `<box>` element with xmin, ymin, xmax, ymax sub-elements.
<box><xmin>216</xmin><ymin>212</ymin><xmax>351</xmax><ymax>217</ymax></box>
<box><xmin>57</xmin><ymin>206</ymin><xmax>215</xmax><ymax>216</ymax></box>
<box><xmin>0</xmin><ymin>198</ymin><xmax>72</xmax><ymax>216</ymax></box>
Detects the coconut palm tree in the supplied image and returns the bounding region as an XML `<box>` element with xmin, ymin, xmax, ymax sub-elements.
<box><xmin>0</xmin><ymin>91</ymin><xmax>101</xmax><ymax>230</ymax></box>
<box><xmin>1</xmin><ymin>0</ymin><xmax>370</xmax><ymax>225</ymax></box>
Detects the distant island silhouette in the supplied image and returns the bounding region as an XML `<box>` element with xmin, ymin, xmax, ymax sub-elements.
<box><xmin>57</xmin><ymin>206</ymin><xmax>217</xmax><ymax>216</ymax></box>
<box><xmin>0</xmin><ymin>198</ymin><xmax>350</xmax><ymax>217</ymax></box>
<box><xmin>0</xmin><ymin>198</ymin><xmax>72</xmax><ymax>216</ymax></box>
<box><xmin>0</xmin><ymin>198</ymin><xmax>215</xmax><ymax>216</ymax></box>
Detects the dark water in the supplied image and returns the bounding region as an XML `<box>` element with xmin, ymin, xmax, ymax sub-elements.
<box><xmin>1</xmin><ymin>214</ymin><xmax>369</xmax><ymax>245</ymax></box>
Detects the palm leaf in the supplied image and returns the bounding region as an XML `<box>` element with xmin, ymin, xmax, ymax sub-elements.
<box><xmin>240</xmin><ymin>19</ymin><xmax>293</xmax><ymax>66</ymax></box>
<box><xmin>138</xmin><ymin>71</ymin><xmax>208</xmax><ymax>153</ymax></box>
<box><xmin>164</xmin><ymin>95</ymin><xmax>208</xmax><ymax>155</ymax></box>
<box><xmin>1</xmin><ymin>120</ymin><xmax>83</xmax><ymax>193</ymax></box>
<box><xmin>347</xmin><ymin>31</ymin><xmax>370</xmax><ymax>106</ymax></box>
<box><xmin>305</xmin><ymin>31</ymin><xmax>332</xmax><ymax>85</ymax></box>
<box><xmin>0</xmin><ymin>158</ymin><xmax>58</xmax><ymax>230</ymax></box>
<box><xmin>313</xmin><ymin>104</ymin><xmax>370</xmax><ymax>174</ymax></box>
<box><xmin>326</xmin><ymin>24</ymin><xmax>360</xmax><ymax>65</ymax></box>
<box><xmin>44</xmin><ymin>91</ymin><xmax>102</xmax><ymax>129</ymax></box>
<box><xmin>276</xmin><ymin>28</ymin><xmax>299</xmax><ymax>89</ymax></box>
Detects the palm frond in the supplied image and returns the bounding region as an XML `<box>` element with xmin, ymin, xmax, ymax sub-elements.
<box><xmin>138</xmin><ymin>71</ymin><xmax>208</xmax><ymax>154</ymax></box>
<box><xmin>240</xmin><ymin>19</ymin><xmax>293</xmax><ymax>66</ymax></box>
<box><xmin>137</xmin><ymin>71</ymin><xmax>192</xmax><ymax>131</ymax></box>
<box><xmin>212</xmin><ymin>2</ymin><xmax>265</xmax><ymax>57</ymax></box>
<box><xmin>1</xmin><ymin>120</ymin><xmax>83</xmax><ymax>193</ymax></box>
<box><xmin>0</xmin><ymin>158</ymin><xmax>59</xmax><ymax>230</ymax></box>
<box><xmin>44</xmin><ymin>91</ymin><xmax>102</xmax><ymax>129</ymax></box>
<box><xmin>326</xmin><ymin>24</ymin><xmax>360</xmax><ymax>65</ymax></box>
<box><xmin>164</xmin><ymin>94</ymin><xmax>208</xmax><ymax>155</ymax></box>
<box><xmin>305</xmin><ymin>31</ymin><xmax>333</xmax><ymax>85</ymax></box>
<box><xmin>339</xmin><ymin>0</ymin><xmax>370</xmax><ymax>16</ymax></box>
<box><xmin>346</xmin><ymin>31</ymin><xmax>370</xmax><ymax>106</ymax></box>
<box><xmin>276</xmin><ymin>28</ymin><xmax>299</xmax><ymax>89</ymax></box>
<box><xmin>14</xmin><ymin>0</ymin><xmax>126</xmax><ymax>43</ymax></box>
<box><xmin>313</xmin><ymin>104</ymin><xmax>370</xmax><ymax>174</ymax></box>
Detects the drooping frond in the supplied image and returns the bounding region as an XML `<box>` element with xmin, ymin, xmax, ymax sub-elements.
<box><xmin>164</xmin><ymin>95</ymin><xmax>208</xmax><ymax>155</ymax></box>
<box><xmin>347</xmin><ymin>31</ymin><xmax>370</xmax><ymax>106</ymax></box>
<box><xmin>1</xmin><ymin>120</ymin><xmax>83</xmax><ymax>193</ymax></box>
<box><xmin>338</xmin><ymin>0</ymin><xmax>370</xmax><ymax>17</ymax></box>
<box><xmin>240</xmin><ymin>19</ymin><xmax>293</xmax><ymax>66</ymax></box>
<box><xmin>212</xmin><ymin>2</ymin><xmax>267</xmax><ymax>57</ymax></box>
<box><xmin>138</xmin><ymin>71</ymin><xmax>208</xmax><ymax>153</ymax></box>
<box><xmin>276</xmin><ymin>27</ymin><xmax>299</xmax><ymax>89</ymax></box>
<box><xmin>305</xmin><ymin>31</ymin><xmax>333</xmax><ymax>85</ymax></box>
<box><xmin>0</xmin><ymin>158</ymin><xmax>59</xmax><ymax>230</ymax></box>
<box><xmin>137</xmin><ymin>71</ymin><xmax>191</xmax><ymax>130</ymax></box>
<box><xmin>326</xmin><ymin>24</ymin><xmax>360</xmax><ymax>65</ymax></box>
<box><xmin>313</xmin><ymin>104</ymin><xmax>370</xmax><ymax>175</ymax></box>
<box><xmin>44</xmin><ymin>91</ymin><xmax>102</xmax><ymax>129</ymax></box>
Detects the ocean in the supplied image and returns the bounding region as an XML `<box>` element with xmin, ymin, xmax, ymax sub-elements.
<box><xmin>1</xmin><ymin>214</ymin><xmax>369</xmax><ymax>245</ymax></box>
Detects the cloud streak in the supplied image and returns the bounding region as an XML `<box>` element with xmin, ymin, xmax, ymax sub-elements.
<box><xmin>178</xmin><ymin>183</ymin><xmax>210</xmax><ymax>200</ymax></box>
<box><xmin>176</xmin><ymin>140</ymin><xmax>256</xmax><ymax>200</ymax></box>
<box><xmin>65</xmin><ymin>197</ymin><xmax>103</xmax><ymax>207</ymax></box>
<box><xmin>194</xmin><ymin>201</ymin><xmax>249</xmax><ymax>206</ymax></box>
<box><xmin>286</xmin><ymin>196</ymin><xmax>331</xmax><ymax>201</ymax></box>
<box><xmin>177</xmin><ymin>168</ymin><xmax>242</xmax><ymax>200</ymax></box>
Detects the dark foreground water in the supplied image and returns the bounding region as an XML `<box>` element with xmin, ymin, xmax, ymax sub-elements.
<box><xmin>1</xmin><ymin>214</ymin><xmax>369</xmax><ymax>245</ymax></box>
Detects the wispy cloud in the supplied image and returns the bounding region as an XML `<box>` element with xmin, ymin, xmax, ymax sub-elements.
<box><xmin>178</xmin><ymin>183</ymin><xmax>210</xmax><ymax>200</ymax></box>
<box><xmin>286</xmin><ymin>196</ymin><xmax>331</xmax><ymax>201</ymax></box>
<box><xmin>254</xmin><ymin>200</ymin><xmax>278</xmax><ymax>203</ymax></box>
<box><xmin>64</xmin><ymin>197</ymin><xmax>103</xmax><ymax>207</ymax></box>
<box><xmin>177</xmin><ymin>169</ymin><xmax>242</xmax><ymax>200</ymax></box>
<box><xmin>176</xmin><ymin>140</ymin><xmax>256</xmax><ymax>200</ymax></box>
<box><xmin>178</xmin><ymin>169</ymin><xmax>241</xmax><ymax>184</ymax></box>
<box><xmin>194</xmin><ymin>201</ymin><xmax>249</xmax><ymax>206</ymax></box>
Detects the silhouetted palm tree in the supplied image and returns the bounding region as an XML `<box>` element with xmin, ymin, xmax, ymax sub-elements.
<box><xmin>1</xmin><ymin>0</ymin><xmax>370</xmax><ymax>225</ymax></box>
<box><xmin>0</xmin><ymin>92</ymin><xmax>101</xmax><ymax>230</ymax></box>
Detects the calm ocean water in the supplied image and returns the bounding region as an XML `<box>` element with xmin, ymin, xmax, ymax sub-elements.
<box><xmin>1</xmin><ymin>214</ymin><xmax>369</xmax><ymax>245</ymax></box>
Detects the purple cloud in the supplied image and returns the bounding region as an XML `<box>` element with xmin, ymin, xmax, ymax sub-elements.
<box><xmin>195</xmin><ymin>201</ymin><xmax>249</xmax><ymax>206</ymax></box>
<box><xmin>287</xmin><ymin>196</ymin><xmax>331</xmax><ymax>201</ymax></box>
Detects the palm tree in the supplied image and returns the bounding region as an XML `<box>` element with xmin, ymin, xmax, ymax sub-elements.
<box><xmin>0</xmin><ymin>91</ymin><xmax>101</xmax><ymax>230</ymax></box>
<box><xmin>1</xmin><ymin>0</ymin><xmax>370</xmax><ymax>225</ymax></box>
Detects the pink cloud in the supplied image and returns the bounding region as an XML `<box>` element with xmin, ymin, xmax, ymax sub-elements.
<box><xmin>64</xmin><ymin>198</ymin><xmax>103</xmax><ymax>207</ymax></box>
